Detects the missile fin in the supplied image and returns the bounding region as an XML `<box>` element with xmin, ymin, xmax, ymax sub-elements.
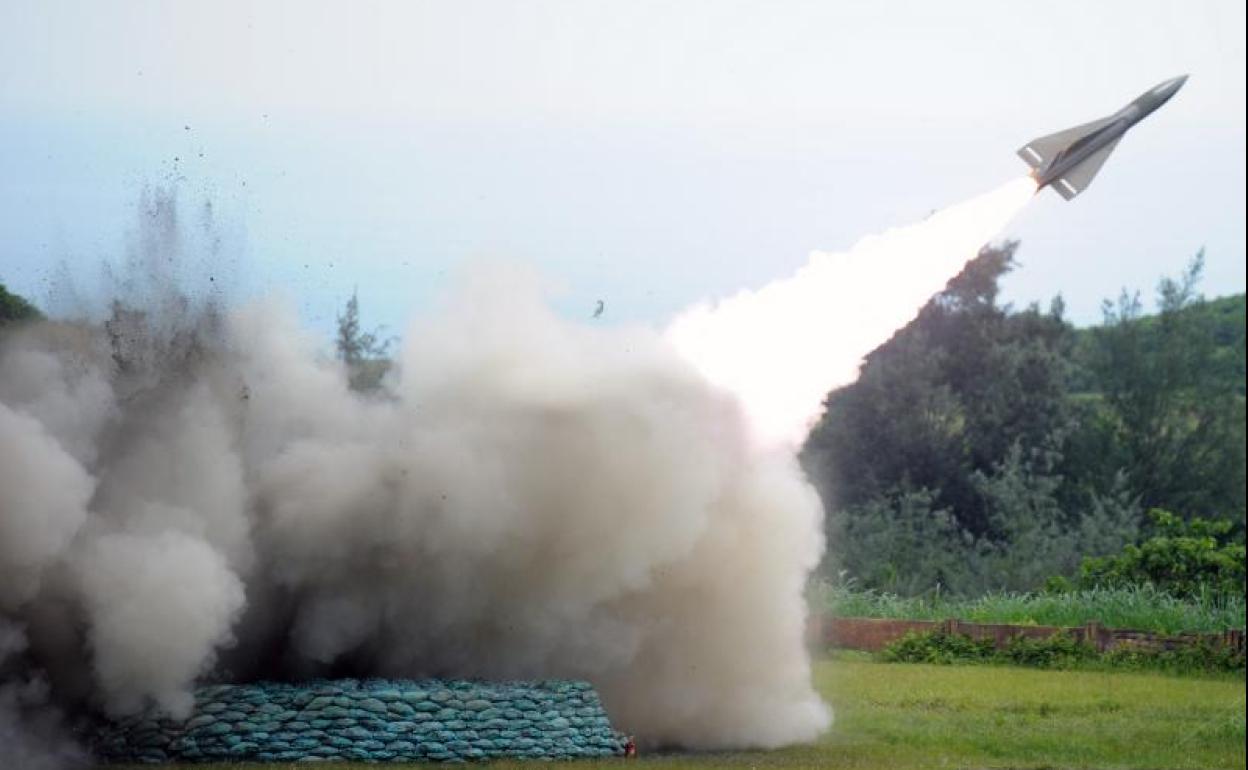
<box><xmin>1018</xmin><ymin>116</ymin><xmax>1115</xmax><ymax>169</ymax></box>
<box><xmin>1052</xmin><ymin>178</ymin><xmax>1080</xmax><ymax>200</ymax></box>
<box><xmin>1017</xmin><ymin>144</ymin><xmax>1046</xmax><ymax>170</ymax></box>
<box><xmin>1059</xmin><ymin>136</ymin><xmax>1122</xmax><ymax>198</ymax></box>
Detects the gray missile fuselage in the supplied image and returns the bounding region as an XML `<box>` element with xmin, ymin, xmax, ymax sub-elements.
<box><xmin>1018</xmin><ymin>75</ymin><xmax>1187</xmax><ymax>200</ymax></box>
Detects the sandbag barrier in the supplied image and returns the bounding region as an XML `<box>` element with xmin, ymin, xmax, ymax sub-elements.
<box><xmin>94</xmin><ymin>678</ymin><xmax>629</xmax><ymax>763</ymax></box>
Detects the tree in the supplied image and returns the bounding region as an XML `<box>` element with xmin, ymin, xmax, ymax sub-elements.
<box><xmin>335</xmin><ymin>290</ymin><xmax>393</xmax><ymax>391</ymax></box>
<box><xmin>0</xmin><ymin>281</ymin><xmax>42</xmax><ymax>326</ymax></box>
<box><xmin>802</xmin><ymin>242</ymin><xmax>1076</xmax><ymax>539</ymax></box>
<box><xmin>966</xmin><ymin>443</ymin><xmax>1138</xmax><ymax>593</ymax></box>
<box><xmin>801</xmin><ymin>246</ymin><xmax>1244</xmax><ymax>596</ymax></box>
<box><xmin>1078</xmin><ymin>253</ymin><xmax>1245</xmax><ymax>527</ymax></box>
<box><xmin>824</xmin><ymin>488</ymin><xmax>972</xmax><ymax>596</ymax></box>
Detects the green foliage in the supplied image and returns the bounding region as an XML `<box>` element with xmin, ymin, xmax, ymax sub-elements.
<box><xmin>821</xmin><ymin>443</ymin><xmax>1139</xmax><ymax>597</ymax></box>
<box><xmin>804</xmin><ymin>243</ymin><xmax>1075</xmax><ymax>539</ymax></box>
<box><xmin>880</xmin><ymin>630</ymin><xmax>1243</xmax><ymax>674</ymax></box>
<box><xmin>803</xmin><ymin>244</ymin><xmax>1246</xmax><ymax>597</ymax></box>
<box><xmin>0</xmin><ymin>281</ymin><xmax>42</xmax><ymax>326</ymax></box>
<box><xmin>814</xmin><ymin>581</ymin><xmax>1246</xmax><ymax>634</ymax></box>
<box><xmin>880</xmin><ymin>630</ymin><xmax>996</xmax><ymax>664</ymax></box>
<box><xmin>1079</xmin><ymin>509</ymin><xmax>1246</xmax><ymax>599</ymax></box>
<box><xmin>1041</xmin><ymin>574</ymin><xmax>1075</xmax><ymax>594</ymax></box>
<box><xmin>1103</xmin><ymin>638</ymin><xmax>1246</xmax><ymax>675</ymax></box>
<box><xmin>335</xmin><ymin>289</ymin><xmax>394</xmax><ymax>391</ymax></box>
<box><xmin>1070</xmin><ymin>254</ymin><xmax>1245</xmax><ymax>527</ymax></box>
<box><xmin>999</xmin><ymin>632</ymin><xmax>1097</xmax><ymax>668</ymax></box>
<box><xmin>966</xmin><ymin>443</ymin><xmax>1139</xmax><ymax>592</ymax></box>
<box><xmin>822</xmin><ymin>490</ymin><xmax>972</xmax><ymax>596</ymax></box>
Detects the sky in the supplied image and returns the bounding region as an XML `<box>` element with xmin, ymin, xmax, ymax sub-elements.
<box><xmin>1</xmin><ymin>0</ymin><xmax>1244</xmax><ymax>338</ymax></box>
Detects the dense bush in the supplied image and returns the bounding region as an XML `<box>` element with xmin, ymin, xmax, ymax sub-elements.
<box><xmin>1103</xmin><ymin>639</ymin><xmax>1246</xmax><ymax>675</ymax></box>
<box><xmin>883</xmin><ymin>631</ymin><xmax>1243</xmax><ymax>673</ymax></box>
<box><xmin>818</xmin><ymin>451</ymin><xmax>1140</xmax><ymax>598</ymax></box>
<box><xmin>998</xmin><ymin>632</ymin><xmax>1096</xmax><ymax>669</ymax></box>
<box><xmin>1079</xmin><ymin>509</ymin><xmax>1246</xmax><ymax>599</ymax></box>
<box><xmin>880</xmin><ymin>630</ymin><xmax>1243</xmax><ymax>674</ymax></box>
<box><xmin>880</xmin><ymin>631</ymin><xmax>996</xmax><ymax>665</ymax></box>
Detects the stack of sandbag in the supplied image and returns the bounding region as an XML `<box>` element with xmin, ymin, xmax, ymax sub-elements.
<box><xmin>94</xmin><ymin>678</ymin><xmax>628</xmax><ymax>763</ymax></box>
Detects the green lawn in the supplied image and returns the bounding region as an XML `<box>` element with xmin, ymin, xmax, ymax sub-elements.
<box><xmin>119</xmin><ymin>656</ymin><xmax>1246</xmax><ymax>769</ymax></box>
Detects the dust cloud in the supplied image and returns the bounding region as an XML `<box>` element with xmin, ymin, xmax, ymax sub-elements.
<box><xmin>1</xmin><ymin>180</ymin><xmax>1032</xmax><ymax>758</ymax></box>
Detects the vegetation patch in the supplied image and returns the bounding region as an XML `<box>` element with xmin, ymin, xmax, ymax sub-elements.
<box><xmin>802</xmin><ymin>249</ymin><xmax>1245</xmax><ymax>599</ymax></box>
<box><xmin>1076</xmin><ymin>509</ymin><xmax>1245</xmax><ymax>599</ymax></box>
<box><xmin>815</xmin><ymin>581</ymin><xmax>1245</xmax><ymax>635</ymax></box>
<box><xmin>0</xmin><ymin>280</ymin><xmax>42</xmax><ymax>326</ymax></box>
<box><xmin>881</xmin><ymin>629</ymin><xmax>1245</xmax><ymax>675</ymax></box>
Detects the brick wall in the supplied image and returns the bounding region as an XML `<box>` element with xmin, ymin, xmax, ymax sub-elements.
<box><xmin>819</xmin><ymin>616</ymin><xmax>1246</xmax><ymax>654</ymax></box>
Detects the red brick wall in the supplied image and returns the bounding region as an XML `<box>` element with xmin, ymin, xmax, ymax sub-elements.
<box><xmin>818</xmin><ymin>616</ymin><xmax>1245</xmax><ymax>654</ymax></box>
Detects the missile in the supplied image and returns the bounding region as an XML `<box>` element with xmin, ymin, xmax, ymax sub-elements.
<box><xmin>1018</xmin><ymin>75</ymin><xmax>1187</xmax><ymax>200</ymax></box>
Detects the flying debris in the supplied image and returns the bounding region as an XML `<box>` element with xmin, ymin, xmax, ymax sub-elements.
<box><xmin>1018</xmin><ymin>75</ymin><xmax>1187</xmax><ymax>200</ymax></box>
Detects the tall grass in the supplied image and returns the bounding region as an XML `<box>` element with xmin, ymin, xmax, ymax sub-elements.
<box><xmin>811</xmin><ymin>581</ymin><xmax>1246</xmax><ymax>635</ymax></box>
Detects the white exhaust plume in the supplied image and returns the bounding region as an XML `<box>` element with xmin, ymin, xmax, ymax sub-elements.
<box><xmin>666</xmin><ymin>177</ymin><xmax>1037</xmax><ymax>446</ymax></box>
<box><xmin>0</xmin><ymin>180</ymin><xmax>1032</xmax><ymax>755</ymax></box>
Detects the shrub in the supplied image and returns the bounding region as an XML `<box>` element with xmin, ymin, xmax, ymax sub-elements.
<box><xmin>879</xmin><ymin>629</ymin><xmax>1244</xmax><ymax>675</ymax></box>
<box><xmin>880</xmin><ymin>631</ymin><xmax>995</xmax><ymax>665</ymax></box>
<box><xmin>1103</xmin><ymin>639</ymin><xmax>1246</xmax><ymax>675</ymax></box>
<box><xmin>999</xmin><ymin>633</ymin><xmax>1096</xmax><ymax>668</ymax></box>
<box><xmin>1080</xmin><ymin>509</ymin><xmax>1246</xmax><ymax>599</ymax></box>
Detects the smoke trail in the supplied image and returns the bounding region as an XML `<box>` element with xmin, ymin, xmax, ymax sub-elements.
<box><xmin>0</xmin><ymin>179</ymin><xmax>1032</xmax><ymax>757</ymax></box>
<box><xmin>666</xmin><ymin>177</ymin><xmax>1037</xmax><ymax>446</ymax></box>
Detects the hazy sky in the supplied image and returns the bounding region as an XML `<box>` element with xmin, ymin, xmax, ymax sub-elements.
<box><xmin>2</xmin><ymin>0</ymin><xmax>1244</xmax><ymax>336</ymax></box>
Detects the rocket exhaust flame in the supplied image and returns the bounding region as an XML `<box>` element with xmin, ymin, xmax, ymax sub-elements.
<box><xmin>666</xmin><ymin>176</ymin><xmax>1037</xmax><ymax>447</ymax></box>
<box><xmin>1</xmin><ymin>179</ymin><xmax>1033</xmax><ymax>760</ymax></box>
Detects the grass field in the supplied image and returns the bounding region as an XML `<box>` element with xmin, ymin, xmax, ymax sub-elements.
<box><xmin>813</xmin><ymin>583</ymin><xmax>1247</xmax><ymax>634</ymax></box>
<box><xmin>120</xmin><ymin>655</ymin><xmax>1245</xmax><ymax>770</ymax></box>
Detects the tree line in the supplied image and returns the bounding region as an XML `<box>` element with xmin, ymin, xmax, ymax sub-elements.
<box><xmin>801</xmin><ymin>243</ymin><xmax>1245</xmax><ymax>596</ymax></box>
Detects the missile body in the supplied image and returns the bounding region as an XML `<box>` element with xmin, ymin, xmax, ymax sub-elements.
<box><xmin>1019</xmin><ymin>75</ymin><xmax>1187</xmax><ymax>200</ymax></box>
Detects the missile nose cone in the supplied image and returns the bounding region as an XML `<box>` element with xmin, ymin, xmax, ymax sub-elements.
<box><xmin>1148</xmin><ymin>75</ymin><xmax>1188</xmax><ymax>102</ymax></box>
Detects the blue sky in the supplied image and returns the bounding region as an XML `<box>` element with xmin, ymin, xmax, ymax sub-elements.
<box><xmin>2</xmin><ymin>0</ymin><xmax>1244</xmax><ymax>337</ymax></box>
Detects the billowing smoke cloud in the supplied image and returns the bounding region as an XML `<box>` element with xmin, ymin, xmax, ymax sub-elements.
<box><xmin>0</xmin><ymin>404</ymin><xmax>94</xmax><ymax>612</ymax></box>
<box><xmin>0</xmin><ymin>180</ymin><xmax>1030</xmax><ymax>757</ymax></box>
<box><xmin>74</xmin><ymin>531</ymin><xmax>246</xmax><ymax>718</ymax></box>
<box><xmin>1</xmin><ymin>619</ymin><xmax>90</xmax><ymax>770</ymax></box>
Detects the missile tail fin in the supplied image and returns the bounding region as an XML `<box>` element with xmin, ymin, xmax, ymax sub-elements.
<box><xmin>1017</xmin><ymin>144</ymin><xmax>1046</xmax><ymax>171</ymax></box>
<box><xmin>1048</xmin><ymin>136</ymin><xmax>1122</xmax><ymax>200</ymax></box>
<box><xmin>1052</xmin><ymin>178</ymin><xmax>1080</xmax><ymax>200</ymax></box>
<box><xmin>1018</xmin><ymin>116</ymin><xmax>1115</xmax><ymax>170</ymax></box>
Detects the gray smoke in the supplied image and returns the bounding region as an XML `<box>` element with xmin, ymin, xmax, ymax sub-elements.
<box><xmin>0</xmin><ymin>192</ymin><xmax>830</xmax><ymax>755</ymax></box>
<box><xmin>0</xmin><ymin>619</ymin><xmax>90</xmax><ymax>770</ymax></box>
